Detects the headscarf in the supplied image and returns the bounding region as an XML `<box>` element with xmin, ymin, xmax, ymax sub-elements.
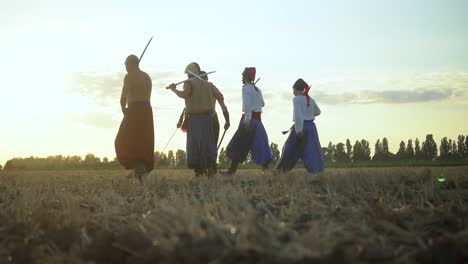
<box><xmin>199</xmin><ymin>71</ymin><xmax>208</xmax><ymax>81</ymax></box>
<box><xmin>293</xmin><ymin>78</ymin><xmax>311</xmax><ymax>107</ymax></box>
<box><xmin>243</xmin><ymin>67</ymin><xmax>256</xmax><ymax>82</ymax></box>
<box><xmin>185</xmin><ymin>62</ymin><xmax>201</xmax><ymax>75</ymax></box>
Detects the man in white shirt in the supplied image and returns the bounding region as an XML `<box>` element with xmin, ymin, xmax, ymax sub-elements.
<box><xmin>223</xmin><ymin>67</ymin><xmax>273</xmax><ymax>175</ymax></box>
<box><xmin>276</xmin><ymin>78</ymin><xmax>324</xmax><ymax>173</ymax></box>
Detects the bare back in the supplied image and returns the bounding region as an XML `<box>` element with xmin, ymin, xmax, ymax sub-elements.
<box><xmin>124</xmin><ymin>70</ymin><xmax>152</xmax><ymax>104</ymax></box>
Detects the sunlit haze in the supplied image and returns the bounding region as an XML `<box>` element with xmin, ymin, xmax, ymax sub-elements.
<box><xmin>1</xmin><ymin>0</ymin><xmax>467</xmax><ymax>165</ymax></box>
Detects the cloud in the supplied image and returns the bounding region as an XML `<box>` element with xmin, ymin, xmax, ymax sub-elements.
<box><xmin>311</xmin><ymin>88</ymin><xmax>465</xmax><ymax>105</ymax></box>
<box><xmin>64</xmin><ymin>70</ymin><xmax>179</xmax><ymax>106</ymax></box>
<box><xmin>65</xmin><ymin>70</ymin><xmax>468</xmax><ymax>107</ymax></box>
<box><xmin>282</xmin><ymin>72</ymin><xmax>468</xmax><ymax>105</ymax></box>
<box><xmin>61</xmin><ymin>112</ymin><xmax>119</xmax><ymax>128</ymax></box>
<box><xmin>374</xmin><ymin>89</ymin><xmax>457</xmax><ymax>103</ymax></box>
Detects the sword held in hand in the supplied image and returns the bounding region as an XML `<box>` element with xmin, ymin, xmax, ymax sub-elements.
<box><xmin>217</xmin><ymin>129</ymin><xmax>227</xmax><ymax>150</ymax></box>
<box><xmin>166</xmin><ymin>71</ymin><xmax>216</xmax><ymax>89</ymax></box>
<box><xmin>186</xmin><ymin>70</ymin><xmax>209</xmax><ymax>82</ymax></box>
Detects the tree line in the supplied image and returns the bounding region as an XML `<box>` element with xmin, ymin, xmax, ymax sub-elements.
<box><xmin>323</xmin><ymin>134</ymin><xmax>468</xmax><ymax>163</ymax></box>
<box><xmin>2</xmin><ymin>134</ymin><xmax>467</xmax><ymax>170</ymax></box>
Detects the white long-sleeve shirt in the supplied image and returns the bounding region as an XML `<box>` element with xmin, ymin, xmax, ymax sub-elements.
<box><xmin>293</xmin><ymin>95</ymin><xmax>321</xmax><ymax>133</ymax></box>
<box><xmin>242</xmin><ymin>83</ymin><xmax>265</xmax><ymax>122</ymax></box>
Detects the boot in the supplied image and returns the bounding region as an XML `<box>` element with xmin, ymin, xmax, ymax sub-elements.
<box><xmin>221</xmin><ymin>161</ymin><xmax>239</xmax><ymax>176</ymax></box>
<box><xmin>132</xmin><ymin>161</ymin><xmax>148</xmax><ymax>183</ymax></box>
<box><xmin>207</xmin><ymin>161</ymin><xmax>217</xmax><ymax>177</ymax></box>
<box><xmin>194</xmin><ymin>166</ymin><xmax>205</xmax><ymax>177</ymax></box>
<box><xmin>261</xmin><ymin>161</ymin><xmax>271</xmax><ymax>175</ymax></box>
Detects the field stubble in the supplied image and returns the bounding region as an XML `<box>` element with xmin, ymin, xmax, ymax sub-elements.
<box><xmin>0</xmin><ymin>167</ymin><xmax>467</xmax><ymax>264</ymax></box>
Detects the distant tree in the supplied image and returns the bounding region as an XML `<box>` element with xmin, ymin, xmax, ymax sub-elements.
<box><xmin>360</xmin><ymin>139</ymin><xmax>371</xmax><ymax>161</ymax></box>
<box><xmin>218</xmin><ymin>148</ymin><xmax>229</xmax><ymax>167</ymax></box>
<box><xmin>3</xmin><ymin>155</ymin><xmax>121</xmax><ymax>170</ymax></box>
<box><xmin>346</xmin><ymin>139</ymin><xmax>353</xmax><ymax>161</ymax></box>
<box><xmin>373</xmin><ymin>139</ymin><xmax>383</xmax><ymax>161</ymax></box>
<box><xmin>322</xmin><ymin>147</ymin><xmax>330</xmax><ymax>162</ymax></box>
<box><xmin>406</xmin><ymin>139</ymin><xmax>415</xmax><ymax>160</ymax></box>
<box><xmin>396</xmin><ymin>141</ymin><xmax>406</xmax><ymax>160</ymax></box>
<box><xmin>415</xmin><ymin>138</ymin><xmax>422</xmax><ymax>160</ymax></box>
<box><xmin>83</xmin><ymin>153</ymin><xmax>100</xmax><ymax>166</ymax></box>
<box><xmin>4</xmin><ymin>160</ymin><xmax>14</xmax><ymax>170</ymax></box>
<box><xmin>372</xmin><ymin>137</ymin><xmax>393</xmax><ymax>161</ymax></box>
<box><xmin>103</xmin><ymin>157</ymin><xmax>109</xmax><ymax>163</ymax></box>
<box><xmin>353</xmin><ymin>141</ymin><xmax>361</xmax><ymax>162</ymax></box>
<box><xmin>382</xmin><ymin>138</ymin><xmax>389</xmax><ymax>154</ymax></box>
<box><xmin>334</xmin><ymin>143</ymin><xmax>349</xmax><ymax>163</ymax></box>
<box><xmin>270</xmin><ymin>142</ymin><xmax>280</xmax><ymax>163</ymax></box>
<box><xmin>175</xmin><ymin>149</ymin><xmax>186</xmax><ymax>167</ymax></box>
<box><xmin>373</xmin><ymin>138</ymin><xmax>393</xmax><ymax>161</ymax></box>
<box><xmin>451</xmin><ymin>140</ymin><xmax>458</xmax><ymax>160</ymax></box>
<box><xmin>325</xmin><ymin>142</ymin><xmax>335</xmax><ymax>162</ymax></box>
<box><xmin>69</xmin><ymin>155</ymin><xmax>83</xmax><ymax>165</ymax></box>
<box><xmin>465</xmin><ymin>135</ymin><xmax>468</xmax><ymax>159</ymax></box>
<box><xmin>161</xmin><ymin>153</ymin><xmax>168</xmax><ymax>167</ymax></box>
<box><xmin>0</xmin><ymin>165</ymin><xmax>2</xmax><ymax>170</ymax></box>
<box><xmin>155</xmin><ymin>152</ymin><xmax>169</xmax><ymax>167</ymax></box>
<box><xmin>457</xmin><ymin>135</ymin><xmax>466</xmax><ymax>159</ymax></box>
<box><xmin>167</xmin><ymin>150</ymin><xmax>175</xmax><ymax>168</ymax></box>
<box><xmin>422</xmin><ymin>134</ymin><xmax>437</xmax><ymax>160</ymax></box>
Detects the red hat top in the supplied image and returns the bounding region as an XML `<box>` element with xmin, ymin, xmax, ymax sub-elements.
<box><xmin>243</xmin><ymin>67</ymin><xmax>256</xmax><ymax>82</ymax></box>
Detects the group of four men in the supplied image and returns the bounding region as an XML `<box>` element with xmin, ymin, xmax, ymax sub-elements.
<box><xmin>115</xmin><ymin>55</ymin><xmax>324</xmax><ymax>179</ymax></box>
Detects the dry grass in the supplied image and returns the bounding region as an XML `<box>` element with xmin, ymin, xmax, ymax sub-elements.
<box><xmin>0</xmin><ymin>167</ymin><xmax>467</xmax><ymax>264</ymax></box>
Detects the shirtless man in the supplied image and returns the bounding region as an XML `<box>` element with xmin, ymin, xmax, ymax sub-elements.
<box><xmin>115</xmin><ymin>55</ymin><xmax>154</xmax><ymax>181</ymax></box>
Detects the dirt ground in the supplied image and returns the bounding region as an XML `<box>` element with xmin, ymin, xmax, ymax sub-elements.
<box><xmin>0</xmin><ymin>167</ymin><xmax>467</xmax><ymax>264</ymax></box>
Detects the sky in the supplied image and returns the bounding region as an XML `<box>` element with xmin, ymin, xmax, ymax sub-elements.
<box><xmin>1</xmin><ymin>0</ymin><xmax>467</xmax><ymax>166</ymax></box>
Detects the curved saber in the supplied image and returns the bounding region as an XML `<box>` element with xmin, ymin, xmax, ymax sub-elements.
<box><xmin>162</xmin><ymin>127</ymin><xmax>178</xmax><ymax>153</ymax></box>
<box><xmin>217</xmin><ymin>129</ymin><xmax>227</xmax><ymax>150</ymax></box>
<box><xmin>186</xmin><ymin>70</ymin><xmax>209</xmax><ymax>82</ymax></box>
<box><xmin>172</xmin><ymin>71</ymin><xmax>216</xmax><ymax>87</ymax></box>
<box><xmin>139</xmin><ymin>36</ymin><xmax>154</xmax><ymax>62</ymax></box>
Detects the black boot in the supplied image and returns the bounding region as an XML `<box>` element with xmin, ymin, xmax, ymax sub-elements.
<box><xmin>194</xmin><ymin>166</ymin><xmax>205</xmax><ymax>177</ymax></box>
<box><xmin>207</xmin><ymin>161</ymin><xmax>217</xmax><ymax>177</ymax></box>
<box><xmin>222</xmin><ymin>161</ymin><xmax>239</xmax><ymax>176</ymax></box>
<box><xmin>261</xmin><ymin>161</ymin><xmax>271</xmax><ymax>175</ymax></box>
<box><xmin>133</xmin><ymin>161</ymin><xmax>147</xmax><ymax>183</ymax></box>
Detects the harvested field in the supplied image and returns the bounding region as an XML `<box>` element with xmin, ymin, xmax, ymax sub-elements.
<box><xmin>0</xmin><ymin>167</ymin><xmax>467</xmax><ymax>263</ymax></box>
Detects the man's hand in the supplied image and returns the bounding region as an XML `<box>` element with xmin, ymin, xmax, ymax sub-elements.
<box><xmin>296</xmin><ymin>132</ymin><xmax>304</xmax><ymax>140</ymax></box>
<box><xmin>166</xmin><ymin>83</ymin><xmax>176</xmax><ymax>90</ymax></box>
<box><xmin>222</xmin><ymin>110</ymin><xmax>230</xmax><ymax>130</ymax></box>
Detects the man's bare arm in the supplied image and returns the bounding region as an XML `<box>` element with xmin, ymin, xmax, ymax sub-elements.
<box><xmin>168</xmin><ymin>82</ymin><xmax>191</xmax><ymax>99</ymax></box>
<box><xmin>120</xmin><ymin>75</ymin><xmax>129</xmax><ymax>114</ymax></box>
<box><xmin>213</xmin><ymin>86</ymin><xmax>230</xmax><ymax>130</ymax></box>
